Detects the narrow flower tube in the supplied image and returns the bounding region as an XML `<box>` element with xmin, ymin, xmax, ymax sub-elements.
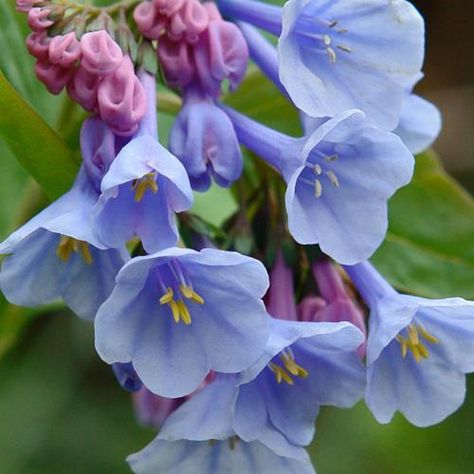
<box><xmin>345</xmin><ymin>261</ymin><xmax>474</xmax><ymax>426</ymax></box>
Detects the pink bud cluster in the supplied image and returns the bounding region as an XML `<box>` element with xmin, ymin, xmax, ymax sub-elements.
<box><xmin>21</xmin><ymin>3</ymin><xmax>147</xmax><ymax>136</ymax></box>
<box><xmin>134</xmin><ymin>0</ymin><xmax>248</xmax><ymax>97</ymax></box>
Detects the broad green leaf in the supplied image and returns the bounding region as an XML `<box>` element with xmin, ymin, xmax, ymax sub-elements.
<box><xmin>0</xmin><ymin>70</ymin><xmax>79</xmax><ymax>200</ymax></box>
<box><xmin>373</xmin><ymin>152</ymin><xmax>474</xmax><ymax>299</ymax></box>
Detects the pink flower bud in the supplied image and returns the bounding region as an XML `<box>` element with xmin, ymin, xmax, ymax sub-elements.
<box><xmin>67</xmin><ymin>66</ymin><xmax>99</xmax><ymax>112</ymax></box>
<box><xmin>266</xmin><ymin>251</ymin><xmax>298</xmax><ymax>321</ymax></box>
<box><xmin>158</xmin><ymin>38</ymin><xmax>195</xmax><ymax>88</ymax></box>
<box><xmin>28</xmin><ymin>7</ymin><xmax>54</xmax><ymax>32</ymax></box>
<box><xmin>202</xmin><ymin>2</ymin><xmax>223</xmax><ymax>22</ymax></box>
<box><xmin>80</xmin><ymin>30</ymin><xmax>123</xmax><ymax>77</ymax></box>
<box><xmin>168</xmin><ymin>0</ymin><xmax>209</xmax><ymax>43</ymax></box>
<box><xmin>297</xmin><ymin>296</ymin><xmax>328</xmax><ymax>322</ymax></box>
<box><xmin>133</xmin><ymin>387</ymin><xmax>184</xmax><ymax>430</ymax></box>
<box><xmin>154</xmin><ymin>0</ymin><xmax>185</xmax><ymax>17</ymax></box>
<box><xmin>35</xmin><ymin>60</ymin><xmax>73</xmax><ymax>95</ymax></box>
<box><xmin>26</xmin><ymin>31</ymin><xmax>51</xmax><ymax>60</ymax></box>
<box><xmin>134</xmin><ymin>1</ymin><xmax>167</xmax><ymax>39</ymax></box>
<box><xmin>207</xmin><ymin>19</ymin><xmax>248</xmax><ymax>89</ymax></box>
<box><xmin>16</xmin><ymin>0</ymin><xmax>41</xmax><ymax>13</ymax></box>
<box><xmin>49</xmin><ymin>32</ymin><xmax>81</xmax><ymax>68</ymax></box>
<box><xmin>97</xmin><ymin>56</ymin><xmax>147</xmax><ymax>136</ymax></box>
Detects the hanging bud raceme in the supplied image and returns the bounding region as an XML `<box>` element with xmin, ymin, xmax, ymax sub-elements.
<box><xmin>26</xmin><ymin>31</ymin><xmax>51</xmax><ymax>60</ymax></box>
<box><xmin>28</xmin><ymin>7</ymin><xmax>54</xmax><ymax>32</ymax></box>
<box><xmin>80</xmin><ymin>30</ymin><xmax>124</xmax><ymax>77</ymax></box>
<box><xmin>16</xmin><ymin>0</ymin><xmax>41</xmax><ymax>13</ymax></box>
<box><xmin>67</xmin><ymin>66</ymin><xmax>100</xmax><ymax>112</ymax></box>
<box><xmin>158</xmin><ymin>37</ymin><xmax>195</xmax><ymax>88</ymax></box>
<box><xmin>193</xmin><ymin>5</ymin><xmax>248</xmax><ymax>97</ymax></box>
<box><xmin>169</xmin><ymin>85</ymin><xmax>242</xmax><ymax>191</ymax></box>
<box><xmin>97</xmin><ymin>55</ymin><xmax>147</xmax><ymax>136</ymax></box>
<box><xmin>34</xmin><ymin>60</ymin><xmax>74</xmax><ymax>95</ymax></box>
<box><xmin>48</xmin><ymin>32</ymin><xmax>82</xmax><ymax>68</ymax></box>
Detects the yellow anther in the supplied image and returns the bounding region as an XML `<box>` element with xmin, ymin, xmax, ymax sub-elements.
<box><xmin>159</xmin><ymin>288</ymin><xmax>174</xmax><ymax>305</ymax></box>
<box><xmin>397</xmin><ymin>324</ymin><xmax>438</xmax><ymax>363</ymax></box>
<box><xmin>180</xmin><ymin>285</ymin><xmax>205</xmax><ymax>305</ymax></box>
<box><xmin>132</xmin><ymin>173</ymin><xmax>158</xmax><ymax>202</ymax></box>
<box><xmin>280</xmin><ymin>352</ymin><xmax>309</xmax><ymax>378</ymax></box>
<box><xmin>407</xmin><ymin>324</ymin><xmax>420</xmax><ymax>346</ymax></box>
<box><xmin>169</xmin><ymin>300</ymin><xmax>180</xmax><ymax>324</ymax></box>
<box><xmin>269</xmin><ymin>363</ymin><xmax>294</xmax><ymax>385</ymax></box>
<box><xmin>56</xmin><ymin>236</ymin><xmax>93</xmax><ymax>265</ymax></box>
<box><xmin>177</xmin><ymin>300</ymin><xmax>192</xmax><ymax>325</ymax></box>
<box><xmin>419</xmin><ymin>325</ymin><xmax>440</xmax><ymax>344</ymax></box>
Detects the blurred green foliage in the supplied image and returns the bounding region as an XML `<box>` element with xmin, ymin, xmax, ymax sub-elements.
<box><xmin>0</xmin><ymin>0</ymin><xmax>473</xmax><ymax>473</ymax></box>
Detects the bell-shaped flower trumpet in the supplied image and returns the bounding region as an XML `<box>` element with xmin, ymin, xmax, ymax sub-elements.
<box><xmin>224</xmin><ymin>106</ymin><xmax>414</xmax><ymax>264</ymax></box>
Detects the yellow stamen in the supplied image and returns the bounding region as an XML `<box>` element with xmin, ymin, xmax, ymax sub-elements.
<box><xmin>56</xmin><ymin>236</ymin><xmax>93</xmax><ymax>265</ymax></box>
<box><xmin>280</xmin><ymin>352</ymin><xmax>309</xmax><ymax>378</ymax></box>
<box><xmin>132</xmin><ymin>173</ymin><xmax>158</xmax><ymax>202</ymax></box>
<box><xmin>177</xmin><ymin>300</ymin><xmax>192</xmax><ymax>325</ymax></box>
<box><xmin>159</xmin><ymin>287</ymin><xmax>174</xmax><ymax>305</ymax></box>
<box><xmin>180</xmin><ymin>285</ymin><xmax>205</xmax><ymax>305</ymax></box>
<box><xmin>396</xmin><ymin>324</ymin><xmax>439</xmax><ymax>363</ymax></box>
<box><xmin>269</xmin><ymin>363</ymin><xmax>294</xmax><ymax>385</ymax></box>
<box><xmin>169</xmin><ymin>300</ymin><xmax>180</xmax><ymax>324</ymax></box>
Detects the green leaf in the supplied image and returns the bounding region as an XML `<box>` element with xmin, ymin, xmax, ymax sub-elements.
<box><xmin>0</xmin><ymin>70</ymin><xmax>79</xmax><ymax>200</ymax></box>
<box><xmin>224</xmin><ymin>67</ymin><xmax>302</xmax><ymax>136</ymax></box>
<box><xmin>373</xmin><ymin>151</ymin><xmax>474</xmax><ymax>299</ymax></box>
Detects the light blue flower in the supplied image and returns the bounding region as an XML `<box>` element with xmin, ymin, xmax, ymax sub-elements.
<box><xmin>94</xmin><ymin>247</ymin><xmax>270</xmax><ymax>398</ymax></box>
<box><xmin>394</xmin><ymin>94</ymin><xmax>442</xmax><ymax>154</ymax></box>
<box><xmin>128</xmin><ymin>375</ymin><xmax>316</xmax><ymax>474</ymax></box>
<box><xmin>169</xmin><ymin>87</ymin><xmax>243</xmax><ymax>191</ymax></box>
<box><xmin>345</xmin><ymin>261</ymin><xmax>474</xmax><ymax>426</ymax></box>
<box><xmin>93</xmin><ymin>71</ymin><xmax>193</xmax><ymax>253</ymax></box>
<box><xmin>0</xmin><ymin>118</ymin><xmax>129</xmax><ymax>321</ymax></box>
<box><xmin>225</xmin><ymin>107</ymin><xmax>414</xmax><ymax>264</ymax></box>
<box><xmin>127</xmin><ymin>438</ymin><xmax>315</xmax><ymax>474</ymax></box>
<box><xmin>219</xmin><ymin>0</ymin><xmax>424</xmax><ymax>130</ymax></box>
<box><xmin>159</xmin><ymin>318</ymin><xmax>364</xmax><ymax>450</ymax></box>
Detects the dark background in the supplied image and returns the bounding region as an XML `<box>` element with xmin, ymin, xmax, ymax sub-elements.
<box><xmin>0</xmin><ymin>1</ymin><xmax>473</xmax><ymax>473</ymax></box>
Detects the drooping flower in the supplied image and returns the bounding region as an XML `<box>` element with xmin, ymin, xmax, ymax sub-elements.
<box><xmin>128</xmin><ymin>437</ymin><xmax>316</xmax><ymax>474</ymax></box>
<box><xmin>344</xmin><ymin>261</ymin><xmax>474</xmax><ymax>426</ymax></box>
<box><xmin>169</xmin><ymin>86</ymin><xmax>242</xmax><ymax>191</ymax></box>
<box><xmin>92</xmin><ymin>70</ymin><xmax>193</xmax><ymax>253</ymax></box>
<box><xmin>219</xmin><ymin>0</ymin><xmax>424</xmax><ymax>130</ymax></box>
<box><xmin>0</xmin><ymin>118</ymin><xmax>128</xmax><ymax>321</ymax></box>
<box><xmin>94</xmin><ymin>247</ymin><xmax>270</xmax><ymax>397</ymax></box>
<box><xmin>128</xmin><ymin>376</ymin><xmax>316</xmax><ymax>474</ymax></box>
<box><xmin>224</xmin><ymin>106</ymin><xmax>414</xmax><ymax>264</ymax></box>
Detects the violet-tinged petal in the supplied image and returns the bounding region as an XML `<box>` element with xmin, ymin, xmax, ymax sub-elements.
<box><xmin>169</xmin><ymin>90</ymin><xmax>242</xmax><ymax>191</ymax></box>
<box><xmin>112</xmin><ymin>362</ymin><xmax>143</xmax><ymax>392</ymax></box>
<box><xmin>158</xmin><ymin>38</ymin><xmax>195</xmax><ymax>88</ymax></box>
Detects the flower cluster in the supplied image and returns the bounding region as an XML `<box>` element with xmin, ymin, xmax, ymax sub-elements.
<box><xmin>3</xmin><ymin>0</ymin><xmax>472</xmax><ymax>473</ymax></box>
